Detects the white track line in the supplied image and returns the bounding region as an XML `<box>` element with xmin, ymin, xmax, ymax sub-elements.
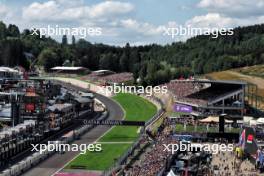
<box><xmin>51</xmin><ymin>126</ymin><xmax>114</xmax><ymax>176</ymax></box>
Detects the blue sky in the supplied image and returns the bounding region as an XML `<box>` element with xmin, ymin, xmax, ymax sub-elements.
<box><xmin>0</xmin><ymin>0</ymin><xmax>264</xmax><ymax>46</ymax></box>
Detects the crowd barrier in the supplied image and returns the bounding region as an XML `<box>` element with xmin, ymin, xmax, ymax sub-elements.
<box><xmin>102</xmin><ymin>94</ymin><xmax>165</xmax><ymax>176</ymax></box>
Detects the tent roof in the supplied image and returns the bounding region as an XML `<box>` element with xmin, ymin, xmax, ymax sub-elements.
<box><xmin>199</xmin><ymin>116</ymin><xmax>233</xmax><ymax>123</ymax></box>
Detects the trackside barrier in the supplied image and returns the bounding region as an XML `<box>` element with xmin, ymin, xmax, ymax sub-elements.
<box><xmin>0</xmin><ymin>111</ymin><xmax>109</xmax><ymax>176</ymax></box>
<box><xmin>140</xmin><ymin>94</ymin><xmax>165</xmax><ymax>110</ymax></box>
<box><xmin>141</xmin><ymin>94</ymin><xmax>165</xmax><ymax>129</ymax></box>
<box><xmin>94</xmin><ymin>99</ymin><xmax>106</xmax><ymax>109</ymax></box>
<box><xmin>0</xmin><ymin>80</ymin><xmax>109</xmax><ymax>176</ymax></box>
<box><xmin>102</xmin><ymin>95</ymin><xmax>165</xmax><ymax>176</ymax></box>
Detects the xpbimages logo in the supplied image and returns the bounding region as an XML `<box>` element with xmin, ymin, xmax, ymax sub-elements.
<box><xmin>30</xmin><ymin>25</ymin><xmax>102</xmax><ymax>38</ymax></box>
<box><xmin>163</xmin><ymin>141</ymin><xmax>233</xmax><ymax>154</ymax></box>
<box><xmin>98</xmin><ymin>83</ymin><xmax>168</xmax><ymax>96</ymax></box>
<box><xmin>163</xmin><ymin>26</ymin><xmax>234</xmax><ymax>39</ymax></box>
<box><xmin>31</xmin><ymin>141</ymin><xmax>102</xmax><ymax>154</ymax></box>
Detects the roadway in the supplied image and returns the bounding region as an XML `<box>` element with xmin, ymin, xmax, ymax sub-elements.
<box><xmin>21</xmin><ymin>85</ymin><xmax>124</xmax><ymax>176</ymax></box>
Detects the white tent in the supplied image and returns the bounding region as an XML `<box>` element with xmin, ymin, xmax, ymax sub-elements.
<box><xmin>199</xmin><ymin>116</ymin><xmax>233</xmax><ymax>123</ymax></box>
<box><xmin>249</xmin><ymin>119</ymin><xmax>258</xmax><ymax>126</ymax></box>
<box><xmin>257</xmin><ymin>118</ymin><xmax>264</xmax><ymax>124</ymax></box>
<box><xmin>243</xmin><ymin>116</ymin><xmax>254</xmax><ymax>124</ymax></box>
<box><xmin>167</xmin><ymin>170</ymin><xmax>177</xmax><ymax>176</ymax></box>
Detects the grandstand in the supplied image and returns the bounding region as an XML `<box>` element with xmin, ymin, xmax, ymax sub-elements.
<box><xmin>164</xmin><ymin>79</ymin><xmax>246</xmax><ymax>118</ymax></box>
<box><xmin>81</xmin><ymin>71</ymin><xmax>133</xmax><ymax>85</ymax></box>
<box><xmin>0</xmin><ymin>67</ymin><xmax>22</xmax><ymax>86</ymax></box>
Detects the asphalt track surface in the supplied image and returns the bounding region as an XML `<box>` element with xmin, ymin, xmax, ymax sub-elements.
<box><xmin>21</xmin><ymin>85</ymin><xmax>124</xmax><ymax>176</ymax></box>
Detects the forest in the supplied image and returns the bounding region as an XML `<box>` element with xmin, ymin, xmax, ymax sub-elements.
<box><xmin>0</xmin><ymin>21</ymin><xmax>264</xmax><ymax>86</ymax></box>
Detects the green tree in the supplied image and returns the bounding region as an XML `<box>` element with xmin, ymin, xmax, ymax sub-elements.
<box><xmin>0</xmin><ymin>21</ymin><xmax>7</xmax><ymax>40</ymax></box>
<box><xmin>7</xmin><ymin>24</ymin><xmax>20</xmax><ymax>37</ymax></box>
<box><xmin>62</xmin><ymin>35</ymin><xmax>68</xmax><ymax>45</ymax></box>
<box><xmin>38</xmin><ymin>48</ymin><xmax>58</xmax><ymax>71</ymax></box>
<box><xmin>72</xmin><ymin>35</ymin><xmax>75</xmax><ymax>46</ymax></box>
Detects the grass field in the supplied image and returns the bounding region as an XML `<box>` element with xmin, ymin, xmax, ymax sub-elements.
<box><xmin>66</xmin><ymin>93</ymin><xmax>157</xmax><ymax>171</ymax></box>
<box><xmin>235</xmin><ymin>65</ymin><xmax>264</xmax><ymax>79</ymax></box>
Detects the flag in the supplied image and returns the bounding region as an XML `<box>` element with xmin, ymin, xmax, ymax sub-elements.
<box><xmin>239</xmin><ymin>129</ymin><xmax>245</xmax><ymax>148</ymax></box>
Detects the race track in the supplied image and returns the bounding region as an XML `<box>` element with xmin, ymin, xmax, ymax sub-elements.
<box><xmin>21</xmin><ymin>87</ymin><xmax>124</xmax><ymax>176</ymax></box>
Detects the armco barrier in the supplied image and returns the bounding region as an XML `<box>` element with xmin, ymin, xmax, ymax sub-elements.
<box><xmin>0</xmin><ymin>80</ymin><xmax>109</xmax><ymax>176</ymax></box>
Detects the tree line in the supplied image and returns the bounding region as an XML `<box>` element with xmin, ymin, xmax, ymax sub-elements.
<box><xmin>0</xmin><ymin>21</ymin><xmax>264</xmax><ymax>86</ymax></box>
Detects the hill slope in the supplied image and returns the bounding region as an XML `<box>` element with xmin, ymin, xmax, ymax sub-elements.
<box><xmin>206</xmin><ymin>66</ymin><xmax>264</xmax><ymax>110</ymax></box>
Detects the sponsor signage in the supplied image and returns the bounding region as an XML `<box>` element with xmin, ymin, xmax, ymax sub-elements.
<box><xmin>247</xmin><ymin>134</ymin><xmax>253</xmax><ymax>144</ymax></box>
<box><xmin>244</xmin><ymin>127</ymin><xmax>258</xmax><ymax>155</ymax></box>
<box><xmin>173</xmin><ymin>104</ymin><xmax>192</xmax><ymax>113</ymax></box>
<box><xmin>83</xmin><ymin>120</ymin><xmax>145</xmax><ymax>126</ymax></box>
<box><xmin>25</xmin><ymin>103</ymin><xmax>35</xmax><ymax>111</ymax></box>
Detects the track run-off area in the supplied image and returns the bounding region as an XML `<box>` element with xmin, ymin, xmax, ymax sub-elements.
<box><xmin>64</xmin><ymin>93</ymin><xmax>157</xmax><ymax>171</ymax></box>
<box><xmin>22</xmin><ymin>77</ymin><xmax>158</xmax><ymax>176</ymax></box>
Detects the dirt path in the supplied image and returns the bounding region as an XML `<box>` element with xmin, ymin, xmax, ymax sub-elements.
<box><xmin>207</xmin><ymin>70</ymin><xmax>264</xmax><ymax>97</ymax></box>
<box><xmin>228</xmin><ymin>71</ymin><xmax>264</xmax><ymax>89</ymax></box>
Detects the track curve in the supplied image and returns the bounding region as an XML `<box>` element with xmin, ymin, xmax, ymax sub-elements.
<box><xmin>21</xmin><ymin>83</ymin><xmax>124</xmax><ymax>176</ymax></box>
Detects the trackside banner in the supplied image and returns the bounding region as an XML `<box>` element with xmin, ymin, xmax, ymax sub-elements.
<box><xmin>83</xmin><ymin>120</ymin><xmax>145</xmax><ymax>126</ymax></box>
<box><xmin>173</xmin><ymin>103</ymin><xmax>192</xmax><ymax>113</ymax></box>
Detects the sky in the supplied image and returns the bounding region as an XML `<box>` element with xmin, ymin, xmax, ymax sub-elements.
<box><xmin>0</xmin><ymin>0</ymin><xmax>264</xmax><ymax>46</ymax></box>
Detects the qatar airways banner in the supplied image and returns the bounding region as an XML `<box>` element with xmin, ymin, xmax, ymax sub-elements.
<box><xmin>83</xmin><ymin>120</ymin><xmax>145</xmax><ymax>126</ymax></box>
<box><xmin>173</xmin><ymin>104</ymin><xmax>192</xmax><ymax>113</ymax></box>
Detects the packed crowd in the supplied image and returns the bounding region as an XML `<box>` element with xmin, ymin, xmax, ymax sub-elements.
<box><xmin>81</xmin><ymin>72</ymin><xmax>133</xmax><ymax>84</ymax></box>
<box><xmin>99</xmin><ymin>72</ymin><xmax>133</xmax><ymax>84</ymax></box>
<box><xmin>173</xmin><ymin>116</ymin><xmax>219</xmax><ymax>127</ymax></box>
<box><xmin>162</xmin><ymin>81</ymin><xmax>209</xmax><ymax>105</ymax></box>
<box><xmin>163</xmin><ymin>80</ymin><xmax>241</xmax><ymax>106</ymax></box>
<box><xmin>125</xmin><ymin>119</ymin><xmax>177</xmax><ymax>176</ymax></box>
<box><xmin>211</xmin><ymin>149</ymin><xmax>258</xmax><ymax>176</ymax></box>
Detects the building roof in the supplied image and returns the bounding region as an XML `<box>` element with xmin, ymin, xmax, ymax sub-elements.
<box><xmin>74</xmin><ymin>97</ymin><xmax>93</xmax><ymax>104</ymax></box>
<box><xmin>171</xmin><ymin>79</ymin><xmax>247</xmax><ymax>85</ymax></box>
<box><xmin>0</xmin><ymin>67</ymin><xmax>19</xmax><ymax>73</ymax></box>
<box><xmin>199</xmin><ymin>116</ymin><xmax>233</xmax><ymax>123</ymax></box>
<box><xmin>48</xmin><ymin>103</ymin><xmax>73</xmax><ymax>112</ymax></box>
<box><xmin>51</xmin><ymin>66</ymin><xmax>87</xmax><ymax>71</ymax></box>
<box><xmin>0</xmin><ymin>107</ymin><xmax>11</xmax><ymax>118</ymax></box>
<box><xmin>92</xmin><ymin>70</ymin><xmax>115</xmax><ymax>74</ymax></box>
<box><xmin>80</xmin><ymin>92</ymin><xmax>94</xmax><ymax>98</ymax></box>
<box><xmin>0</xmin><ymin>120</ymin><xmax>36</xmax><ymax>140</ymax></box>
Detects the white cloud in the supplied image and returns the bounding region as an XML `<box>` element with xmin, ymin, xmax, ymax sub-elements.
<box><xmin>4</xmin><ymin>0</ymin><xmax>263</xmax><ymax>46</ymax></box>
<box><xmin>198</xmin><ymin>0</ymin><xmax>264</xmax><ymax>18</ymax></box>
<box><xmin>186</xmin><ymin>13</ymin><xmax>233</xmax><ymax>28</ymax></box>
<box><xmin>186</xmin><ymin>13</ymin><xmax>264</xmax><ymax>29</ymax></box>
<box><xmin>88</xmin><ymin>1</ymin><xmax>134</xmax><ymax>18</ymax></box>
<box><xmin>22</xmin><ymin>1</ymin><xmax>62</xmax><ymax>21</ymax></box>
<box><xmin>0</xmin><ymin>4</ymin><xmax>9</xmax><ymax>18</ymax></box>
<box><xmin>55</xmin><ymin>0</ymin><xmax>84</xmax><ymax>7</ymax></box>
<box><xmin>120</xmin><ymin>19</ymin><xmax>168</xmax><ymax>36</ymax></box>
<box><xmin>22</xmin><ymin>0</ymin><xmax>134</xmax><ymax>22</ymax></box>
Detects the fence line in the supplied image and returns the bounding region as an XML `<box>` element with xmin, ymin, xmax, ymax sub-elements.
<box><xmin>102</xmin><ymin>94</ymin><xmax>165</xmax><ymax>176</ymax></box>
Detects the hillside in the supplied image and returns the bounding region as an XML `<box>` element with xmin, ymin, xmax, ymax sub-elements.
<box><xmin>235</xmin><ymin>65</ymin><xmax>264</xmax><ymax>78</ymax></box>
<box><xmin>1</xmin><ymin>21</ymin><xmax>264</xmax><ymax>86</ymax></box>
<box><xmin>206</xmin><ymin>66</ymin><xmax>264</xmax><ymax>110</ymax></box>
